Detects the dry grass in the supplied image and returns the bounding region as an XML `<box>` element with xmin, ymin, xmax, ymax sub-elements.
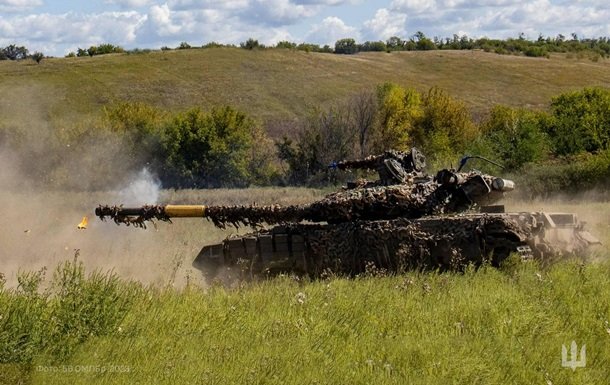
<box><xmin>1</xmin><ymin>49</ymin><xmax>609</xmax><ymax>133</ymax></box>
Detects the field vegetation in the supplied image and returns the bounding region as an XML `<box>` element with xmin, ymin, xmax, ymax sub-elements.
<box><xmin>2</xmin><ymin>253</ymin><xmax>610</xmax><ymax>384</ymax></box>
<box><xmin>1</xmin><ymin>185</ymin><xmax>609</xmax><ymax>384</ymax></box>
<box><xmin>1</xmin><ymin>45</ymin><xmax>610</xmax><ymax>384</ymax></box>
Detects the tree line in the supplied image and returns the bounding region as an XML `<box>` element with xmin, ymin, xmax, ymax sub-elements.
<box><xmin>3</xmin><ymin>32</ymin><xmax>608</xmax><ymax>63</ymax></box>
<box><xmin>4</xmin><ymin>85</ymin><xmax>604</xmax><ymax>194</ymax></box>
<box><xmin>277</xmin><ymin>86</ymin><xmax>609</xmax><ymax>194</ymax></box>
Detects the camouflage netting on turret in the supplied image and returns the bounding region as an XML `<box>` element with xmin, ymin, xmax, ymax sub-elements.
<box><xmin>97</xmin><ymin>172</ymin><xmax>499</xmax><ymax>229</ymax></box>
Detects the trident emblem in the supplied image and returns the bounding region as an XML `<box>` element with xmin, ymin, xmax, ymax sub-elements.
<box><xmin>561</xmin><ymin>341</ymin><xmax>586</xmax><ymax>371</ymax></box>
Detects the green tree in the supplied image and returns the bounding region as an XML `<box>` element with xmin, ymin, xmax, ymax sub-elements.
<box><xmin>334</xmin><ymin>38</ymin><xmax>358</xmax><ymax>54</ymax></box>
<box><xmin>470</xmin><ymin>106</ymin><xmax>550</xmax><ymax>170</ymax></box>
<box><xmin>2</xmin><ymin>44</ymin><xmax>28</xmax><ymax>60</ymax></box>
<box><xmin>372</xmin><ymin>83</ymin><xmax>422</xmax><ymax>153</ymax></box>
<box><xmin>413</xmin><ymin>87</ymin><xmax>477</xmax><ymax>164</ymax></box>
<box><xmin>413</xmin><ymin>32</ymin><xmax>436</xmax><ymax>50</ymax></box>
<box><xmin>160</xmin><ymin>106</ymin><xmax>254</xmax><ymax>187</ymax></box>
<box><xmin>30</xmin><ymin>52</ymin><xmax>44</xmax><ymax>64</ymax></box>
<box><xmin>240</xmin><ymin>38</ymin><xmax>261</xmax><ymax>50</ymax></box>
<box><xmin>547</xmin><ymin>87</ymin><xmax>610</xmax><ymax>155</ymax></box>
<box><xmin>360</xmin><ymin>41</ymin><xmax>387</xmax><ymax>52</ymax></box>
<box><xmin>276</xmin><ymin>41</ymin><xmax>297</xmax><ymax>49</ymax></box>
<box><xmin>386</xmin><ymin>36</ymin><xmax>403</xmax><ymax>51</ymax></box>
<box><xmin>102</xmin><ymin>102</ymin><xmax>166</xmax><ymax>166</ymax></box>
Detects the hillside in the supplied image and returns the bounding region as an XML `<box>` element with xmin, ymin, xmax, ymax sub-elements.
<box><xmin>1</xmin><ymin>48</ymin><xmax>609</xmax><ymax>129</ymax></box>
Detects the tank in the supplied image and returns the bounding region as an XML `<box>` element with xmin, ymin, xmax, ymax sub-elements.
<box><xmin>95</xmin><ymin>149</ymin><xmax>600</xmax><ymax>278</ymax></box>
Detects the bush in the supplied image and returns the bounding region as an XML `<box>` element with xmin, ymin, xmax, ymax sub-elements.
<box><xmin>102</xmin><ymin>101</ymin><xmax>166</xmax><ymax>167</ymax></box>
<box><xmin>360</xmin><ymin>41</ymin><xmax>387</xmax><ymax>52</ymax></box>
<box><xmin>1</xmin><ymin>44</ymin><xmax>28</xmax><ymax>60</ymax></box>
<box><xmin>0</xmin><ymin>255</ymin><xmax>139</xmax><ymax>365</ymax></box>
<box><xmin>516</xmin><ymin>149</ymin><xmax>610</xmax><ymax>197</ymax></box>
<box><xmin>76</xmin><ymin>43</ymin><xmax>124</xmax><ymax>57</ymax></box>
<box><xmin>547</xmin><ymin>87</ymin><xmax>610</xmax><ymax>155</ymax></box>
<box><xmin>240</xmin><ymin>38</ymin><xmax>261</xmax><ymax>50</ymax></box>
<box><xmin>372</xmin><ymin>83</ymin><xmax>422</xmax><ymax>153</ymax></box>
<box><xmin>413</xmin><ymin>87</ymin><xmax>478</xmax><ymax>166</ymax></box>
<box><xmin>277</xmin><ymin>104</ymin><xmax>358</xmax><ymax>185</ymax></box>
<box><xmin>469</xmin><ymin>106</ymin><xmax>551</xmax><ymax>171</ymax></box>
<box><xmin>276</xmin><ymin>41</ymin><xmax>297</xmax><ymax>49</ymax></box>
<box><xmin>159</xmin><ymin>106</ymin><xmax>256</xmax><ymax>188</ymax></box>
<box><xmin>334</xmin><ymin>38</ymin><xmax>358</xmax><ymax>54</ymax></box>
<box><xmin>30</xmin><ymin>52</ymin><xmax>44</xmax><ymax>64</ymax></box>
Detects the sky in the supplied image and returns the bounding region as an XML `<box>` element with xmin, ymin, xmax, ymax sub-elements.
<box><xmin>0</xmin><ymin>0</ymin><xmax>608</xmax><ymax>57</ymax></box>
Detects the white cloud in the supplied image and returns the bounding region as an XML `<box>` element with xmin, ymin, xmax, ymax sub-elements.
<box><xmin>305</xmin><ymin>16</ymin><xmax>359</xmax><ymax>45</ymax></box>
<box><xmin>390</xmin><ymin>0</ymin><xmax>436</xmax><ymax>14</ymax></box>
<box><xmin>0</xmin><ymin>0</ymin><xmax>42</xmax><ymax>12</ymax></box>
<box><xmin>0</xmin><ymin>11</ymin><xmax>146</xmax><ymax>55</ymax></box>
<box><xmin>294</xmin><ymin>0</ymin><xmax>359</xmax><ymax>4</ymax></box>
<box><xmin>167</xmin><ymin>0</ymin><xmax>321</xmax><ymax>26</ymax></box>
<box><xmin>363</xmin><ymin>8</ymin><xmax>406</xmax><ymax>40</ymax></box>
<box><xmin>382</xmin><ymin>0</ymin><xmax>610</xmax><ymax>41</ymax></box>
<box><xmin>168</xmin><ymin>0</ymin><xmax>249</xmax><ymax>11</ymax></box>
<box><xmin>104</xmin><ymin>0</ymin><xmax>153</xmax><ymax>8</ymax></box>
<box><xmin>135</xmin><ymin>3</ymin><xmax>297</xmax><ymax>47</ymax></box>
<box><xmin>239</xmin><ymin>0</ymin><xmax>319</xmax><ymax>26</ymax></box>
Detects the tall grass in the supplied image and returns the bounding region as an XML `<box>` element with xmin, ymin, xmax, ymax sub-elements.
<box><xmin>0</xmin><ymin>253</ymin><xmax>141</xmax><ymax>384</ymax></box>
<box><xmin>2</xmin><ymin>256</ymin><xmax>609</xmax><ymax>385</ymax></box>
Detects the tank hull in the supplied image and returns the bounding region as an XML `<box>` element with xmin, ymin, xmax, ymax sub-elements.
<box><xmin>193</xmin><ymin>212</ymin><xmax>599</xmax><ymax>279</ymax></box>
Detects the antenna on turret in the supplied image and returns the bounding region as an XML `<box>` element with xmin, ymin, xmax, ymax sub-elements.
<box><xmin>457</xmin><ymin>155</ymin><xmax>504</xmax><ymax>172</ymax></box>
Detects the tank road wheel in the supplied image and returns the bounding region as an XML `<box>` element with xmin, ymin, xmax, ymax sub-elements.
<box><xmin>485</xmin><ymin>235</ymin><xmax>521</xmax><ymax>266</ymax></box>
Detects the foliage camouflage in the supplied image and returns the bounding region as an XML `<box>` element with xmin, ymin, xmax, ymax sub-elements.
<box><xmin>96</xmin><ymin>149</ymin><xmax>599</xmax><ymax>278</ymax></box>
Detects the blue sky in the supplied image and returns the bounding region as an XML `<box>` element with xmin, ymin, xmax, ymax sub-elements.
<box><xmin>0</xmin><ymin>0</ymin><xmax>608</xmax><ymax>56</ymax></box>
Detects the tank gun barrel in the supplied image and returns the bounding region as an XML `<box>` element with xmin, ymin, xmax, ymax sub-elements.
<box><xmin>95</xmin><ymin>204</ymin><xmax>309</xmax><ymax>229</ymax></box>
<box><xmin>96</xmin><ymin>205</ymin><xmax>207</xmax><ymax>218</ymax></box>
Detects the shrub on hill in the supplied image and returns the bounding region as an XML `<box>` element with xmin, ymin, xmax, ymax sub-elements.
<box><xmin>75</xmin><ymin>43</ymin><xmax>124</xmax><ymax>57</ymax></box>
<box><xmin>241</xmin><ymin>38</ymin><xmax>262</xmax><ymax>50</ymax></box>
<box><xmin>467</xmin><ymin>106</ymin><xmax>551</xmax><ymax>171</ymax></box>
<box><xmin>159</xmin><ymin>106</ymin><xmax>256</xmax><ymax>188</ymax></box>
<box><xmin>334</xmin><ymin>38</ymin><xmax>358</xmax><ymax>54</ymax></box>
<box><xmin>0</xmin><ymin>44</ymin><xmax>28</xmax><ymax>60</ymax></box>
<box><xmin>546</xmin><ymin>87</ymin><xmax>610</xmax><ymax>156</ymax></box>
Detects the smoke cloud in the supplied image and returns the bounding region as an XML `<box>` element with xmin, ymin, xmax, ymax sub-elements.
<box><xmin>117</xmin><ymin>168</ymin><xmax>161</xmax><ymax>205</ymax></box>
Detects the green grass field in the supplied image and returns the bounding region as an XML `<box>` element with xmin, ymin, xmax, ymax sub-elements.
<box><xmin>2</xmin><ymin>258</ymin><xmax>609</xmax><ymax>385</ymax></box>
<box><xmin>1</xmin><ymin>188</ymin><xmax>609</xmax><ymax>385</ymax></box>
<box><xmin>1</xmin><ymin>49</ymin><xmax>609</xmax><ymax>129</ymax></box>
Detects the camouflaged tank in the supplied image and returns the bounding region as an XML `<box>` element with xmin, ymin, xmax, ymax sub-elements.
<box><xmin>96</xmin><ymin>148</ymin><xmax>600</xmax><ymax>278</ymax></box>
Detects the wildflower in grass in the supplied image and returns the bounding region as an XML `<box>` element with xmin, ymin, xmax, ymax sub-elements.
<box><xmin>295</xmin><ymin>292</ymin><xmax>306</xmax><ymax>304</ymax></box>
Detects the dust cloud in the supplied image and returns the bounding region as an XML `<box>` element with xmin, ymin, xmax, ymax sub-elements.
<box><xmin>504</xmin><ymin>193</ymin><xmax>610</xmax><ymax>258</ymax></box>
<box><xmin>0</xmin><ymin>143</ymin><xmax>217</xmax><ymax>289</ymax></box>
